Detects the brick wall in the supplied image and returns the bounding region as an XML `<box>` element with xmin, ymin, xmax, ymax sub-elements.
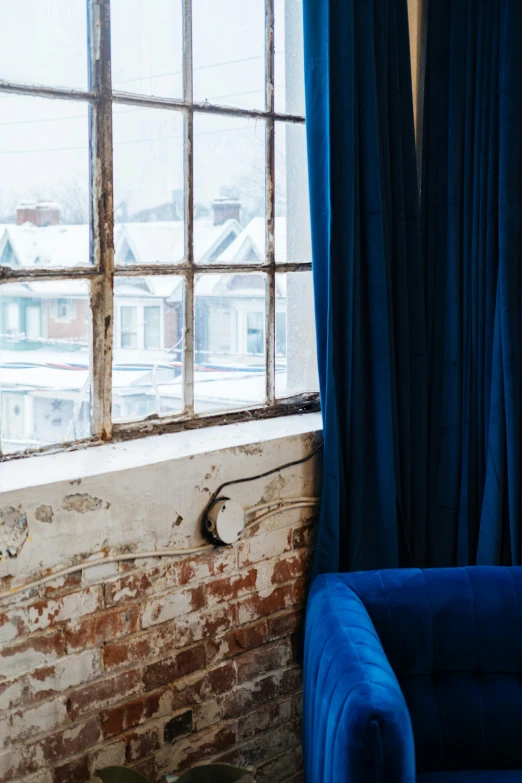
<box><xmin>0</xmin><ymin>514</ymin><xmax>315</xmax><ymax>783</ymax></box>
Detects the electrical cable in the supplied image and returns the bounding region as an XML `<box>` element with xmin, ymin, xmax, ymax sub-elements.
<box><xmin>203</xmin><ymin>441</ymin><xmax>323</xmax><ymax>516</ymax></box>
<box><xmin>0</xmin><ymin>493</ymin><xmax>321</xmax><ymax>602</ymax></box>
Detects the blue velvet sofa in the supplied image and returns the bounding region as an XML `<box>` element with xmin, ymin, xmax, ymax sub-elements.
<box><xmin>304</xmin><ymin>567</ymin><xmax>522</xmax><ymax>782</ymax></box>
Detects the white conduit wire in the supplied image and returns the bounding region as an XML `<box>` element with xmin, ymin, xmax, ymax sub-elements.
<box><xmin>0</xmin><ymin>498</ymin><xmax>320</xmax><ymax>602</ymax></box>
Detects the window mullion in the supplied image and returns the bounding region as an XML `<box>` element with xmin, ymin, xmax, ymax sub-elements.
<box><xmin>265</xmin><ymin>0</ymin><xmax>276</xmax><ymax>406</ymax></box>
<box><xmin>183</xmin><ymin>0</ymin><xmax>195</xmax><ymax>416</ymax></box>
<box><xmin>89</xmin><ymin>0</ymin><xmax>115</xmax><ymax>441</ymax></box>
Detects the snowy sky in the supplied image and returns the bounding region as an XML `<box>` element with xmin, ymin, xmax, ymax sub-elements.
<box><xmin>0</xmin><ymin>0</ymin><xmax>305</xmax><ymax>220</ymax></box>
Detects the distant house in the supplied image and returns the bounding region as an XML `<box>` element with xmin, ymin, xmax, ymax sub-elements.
<box><xmin>0</xmin><ymin>202</ymin><xmax>296</xmax><ymax>450</ymax></box>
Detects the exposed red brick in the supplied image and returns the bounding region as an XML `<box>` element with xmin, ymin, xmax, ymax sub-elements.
<box><xmin>236</xmin><ymin>582</ymin><xmax>304</xmax><ymax>626</ymax></box>
<box><xmin>206</xmin><ymin>569</ymin><xmax>257</xmax><ymax>606</ymax></box>
<box><xmin>65</xmin><ymin>606</ymin><xmax>139</xmax><ymax>653</ymax></box>
<box><xmin>33</xmin><ymin>716</ymin><xmax>102</xmax><ymax>763</ymax></box>
<box><xmin>143</xmin><ymin>644</ymin><xmax>206</xmax><ymax>691</ymax></box>
<box><xmin>42</xmin><ymin>572</ymin><xmax>82</xmax><ymax>597</ymax></box>
<box><xmin>125</xmin><ymin>724</ymin><xmax>162</xmax><ymax>762</ymax></box>
<box><xmin>104</xmin><ymin>566</ymin><xmax>171</xmax><ymax>607</ymax></box>
<box><xmin>169</xmin><ymin>724</ymin><xmax>237</xmax><ymax>773</ymax></box>
<box><xmin>172</xmin><ymin>548</ymin><xmax>236</xmax><ymax>586</ymax></box>
<box><xmin>0</xmin><ymin>630</ymin><xmax>66</xmax><ymax>678</ymax></box>
<box><xmin>101</xmin><ymin>689</ymin><xmax>171</xmax><ymax>738</ymax></box>
<box><xmin>103</xmin><ymin>625</ymin><xmax>170</xmax><ymax>671</ymax></box>
<box><xmin>206</xmin><ymin>619</ymin><xmax>269</xmax><ymax>665</ymax></box>
<box><xmin>171</xmin><ymin>662</ymin><xmax>236</xmax><ymax>709</ymax></box>
<box><xmin>236</xmin><ymin>640</ymin><xmax>293</xmax><ymax>684</ymax></box>
<box><xmin>26</xmin><ymin>586</ymin><xmax>103</xmax><ymax>634</ymax></box>
<box><xmin>67</xmin><ymin>669</ymin><xmax>142</xmax><ymax>720</ymax></box>
<box><xmin>271</xmin><ymin>551</ymin><xmax>312</xmax><ymax>585</ymax></box>
<box><xmin>268</xmin><ymin>610</ymin><xmax>303</xmax><ymax>641</ymax></box>
<box><xmin>53</xmin><ymin>753</ymin><xmax>90</xmax><ymax>783</ymax></box>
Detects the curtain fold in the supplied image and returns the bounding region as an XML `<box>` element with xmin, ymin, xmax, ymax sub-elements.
<box><xmin>303</xmin><ymin>0</ymin><xmax>427</xmax><ymax>574</ymax></box>
<box><xmin>422</xmin><ymin>0</ymin><xmax>522</xmax><ymax>566</ymax></box>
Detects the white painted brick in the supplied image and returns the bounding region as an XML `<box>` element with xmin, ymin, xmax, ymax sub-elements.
<box><xmin>12</xmin><ymin>771</ymin><xmax>53</xmax><ymax>783</ymax></box>
<box><xmin>0</xmin><ymin>609</ymin><xmax>27</xmax><ymax>645</ymax></box>
<box><xmin>29</xmin><ymin>649</ymin><xmax>102</xmax><ymax>695</ymax></box>
<box><xmin>11</xmin><ymin>697</ymin><xmax>67</xmax><ymax>740</ymax></box>
<box><xmin>0</xmin><ymin>640</ymin><xmax>63</xmax><ymax>680</ymax></box>
<box><xmin>82</xmin><ymin>560</ymin><xmax>119</xmax><ymax>584</ymax></box>
<box><xmin>0</xmin><ymin>680</ymin><xmax>24</xmax><ymax>711</ymax></box>
<box><xmin>27</xmin><ymin>586</ymin><xmax>103</xmax><ymax>633</ymax></box>
<box><xmin>89</xmin><ymin>739</ymin><xmax>126</xmax><ymax>770</ymax></box>
<box><xmin>193</xmin><ymin>699</ymin><xmax>221</xmax><ymax>730</ymax></box>
<box><xmin>238</xmin><ymin>527</ymin><xmax>292</xmax><ymax>567</ymax></box>
<box><xmin>141</xmin><ymin>589</ymin><xmax>196</xmax><ymax>629</ymax></box>
<box><xmin>0</xmin><ymin>717</ymin><xmax>9</xmax><ymax>749</ymax></box>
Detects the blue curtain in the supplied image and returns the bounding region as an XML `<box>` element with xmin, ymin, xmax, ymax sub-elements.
<box><xmin>422</xmin><ymin>0</ymin><xmax>522</xmax><ymax>566</ymax></box>
<box><xmin>303</xmin><ymin>0</ymin><xmax>427</xmax><ymax>574</ymax></box>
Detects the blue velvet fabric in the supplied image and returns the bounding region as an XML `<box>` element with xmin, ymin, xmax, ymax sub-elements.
<box><xmin>302</xmin><ymin>0</ymin><xmax>427</xmax><ymax>574</ymax></box>
<box><xmin>304</xmin><ymin>567</ymin><xmax>522</xmax><ymax>782</ymax></box>
<box><xmin>422</xmin><ymin>0</ymin><xmax>522</xmax><ymax>565</ymax></box>
<box><xmin>419</xmin><ymin>775</ymin><xmax>522</xmax><ymax>782</ymax></box>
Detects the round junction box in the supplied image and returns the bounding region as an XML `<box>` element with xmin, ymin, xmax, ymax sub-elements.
<box><xmin>205</xmin><ymin>497</ymin><xmax>245</xmax><ymax>545</ymax></box>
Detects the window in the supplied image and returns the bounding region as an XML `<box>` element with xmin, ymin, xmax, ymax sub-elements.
<box><xmin>0</xmin><ymin>0</ymin><xmax>318</xmax><ymax>459</ymax></box>
<box><xmin>120</xmin><ymin>306</ymin><xmax>139</xmax><ymax>349</ymax></box>
<box><xmin>54</xmin><ymin>299</ymin><xmax>77</xmax><ymax>322</ymax></box>
<box><xmin>246</xmin><ymin>311</ymin><xmax>264</xmax><ymax>355</ymax></box>
<box><xmin>144</xmin><ymin>306</ymin><xmax>161</xmax><ymax>350</ymax></box>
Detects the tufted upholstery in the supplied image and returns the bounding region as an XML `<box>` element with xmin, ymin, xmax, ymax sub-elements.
<box><xmin>303</xmin><ymin>568</ymin><xmax>522</xmax><ymax>782</ymax></box>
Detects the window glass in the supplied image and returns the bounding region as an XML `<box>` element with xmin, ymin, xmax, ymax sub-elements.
<box><xmin>0</xmin><ymin>280</ymin><xmax>91</xmax><ymax>453</ymax></box>
<box><xmin>193</xmin><ymin>0</ymin><xmax>265</xmax><ymax>110</ymax></box>
<box><xmin>0</xmin><ymin>0</ymin><xmax>87</xmax><ymax>90</ymax></box>
<box><xmin>195</xmin><ymin>273</ymin><xmax>266</xmax><ymax>412</ymax></box>
<box><xmin>111</xmin><ymin>0</ymin><xmax>183</xmax><ymax>100</ymax></box>
<box><xmin>113</xmin><ymin>276</ymin><xmax>184</xmax><ymax>422</ymax></box>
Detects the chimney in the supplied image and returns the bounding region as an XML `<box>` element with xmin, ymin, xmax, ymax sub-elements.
<box><xmin>211</xmin><ymin>197</ymin><xmax>241</xmax><ymax>226</ymax></box>
<box><xmin>35</xmin><ymin>201</ymin><xmax>60</xmax><ymax>227</ymax></box>
<box><xmin>16</xmin><ymin>199</ymin><xmax>37</xmax><ymax>225</ymax></box>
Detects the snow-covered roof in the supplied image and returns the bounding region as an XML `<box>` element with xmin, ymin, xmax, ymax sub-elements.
<box><xmin>0</xmin><ymin>224</ymin><xmax>90</xmax><ymax>269</ymax></box>
<box><xmin>220</xmin><ymin>217</ymin><xmax>287</xmax><ymax>264</ymax></box>
<box><xmin>114</xmin><ymin>218</ymin><xmax>241</xmax><ymax>266</ymax></box>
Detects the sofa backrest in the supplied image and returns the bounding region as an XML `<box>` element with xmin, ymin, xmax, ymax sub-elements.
<box><xmin>342</xmin><ymin>567</ymin><xmax>522</xmax><ymax>773</ymax></box>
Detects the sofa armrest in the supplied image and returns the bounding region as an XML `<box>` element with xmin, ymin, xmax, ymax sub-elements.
<box><xmin>304</xmin><ymin>574</ymin><xmax>415</xmax><ymax>783</ymax></box>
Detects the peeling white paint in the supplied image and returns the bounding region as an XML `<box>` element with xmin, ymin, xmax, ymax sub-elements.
<box><xmin>0</xmin><ymin>414</ymin><xmax>322</xmax><ymax>592</ymax></box>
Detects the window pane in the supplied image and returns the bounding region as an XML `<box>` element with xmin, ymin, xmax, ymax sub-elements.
<box><xmin>0</xmin><ymin>0</ymin><xmax>87</xmax><ymax>90</ymax></box>
<box><xmin>195</xmin><ymin>273</ymin><xmax>266</xmax><ymax>412</ymax></box>
<box><xmin>193</xmin><ymin>0</ymin><xmax>265</xmax><ymax>110</ymax></box>
<box><xmin>0</xmin><ymin>95</ymin><xmax>90</xmax><ymax>269</ymax></box>
<box><xmin>111</xmin><ymin>0</ymin><xmax>183</xmax><ymax>100</ymax></box>
<box><xmin>275</xmin><ymin>272</ymin><xmax>319</xmax><ymax>397</ymax></box>
<box><xmin>0</xmin><ymin>281</ymin><xmax>91</xmax><ymax>453</ymax></box>
<box><xmin>275</xmin><ymin>121</ymin><xmax>311</xmax><ymax>264</ymax></box>
<box><xmin>275</xmin><ymin>0</ymin><xmax>305</xmax><ymax>116</ymax></box>
<box><xmin>144</xmin><ymin>307</ymin><xmax>161</xmax><ymax>350</ymax></box>
<box><xmin>113</xmin><ymin>105</ymin><xmax>185</xmax><ymax>265</ymax></box>
<box><xmin>194</xmin><ymin>113</ymin><xmax>265</xmax><ymax>264</ymax></box>
<box><xmin>113</xmin><ymin>276</ymin><xmax>184</xmax><ymax>422</ymax></box>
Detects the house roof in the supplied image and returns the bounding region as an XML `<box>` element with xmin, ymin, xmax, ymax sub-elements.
<box><xmin>114</xmin><ymin>218</ymin><xmax>241</xmax><ymax>266</ymax></box>
<box><xmin>0</xmin><ymin>224</ymin><xmax>90</xmax><ymax>269</ymax></box>
<box><xmin>219</xmin><ymin>217</ymin><xmax>287</xmax><ymax>264</ymax></box>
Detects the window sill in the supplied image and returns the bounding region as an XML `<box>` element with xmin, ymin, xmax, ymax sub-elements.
<box><xmin>0</xmin><ymin>411</ymin><xmax>323</xmax><ymax>495</ymax></box>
